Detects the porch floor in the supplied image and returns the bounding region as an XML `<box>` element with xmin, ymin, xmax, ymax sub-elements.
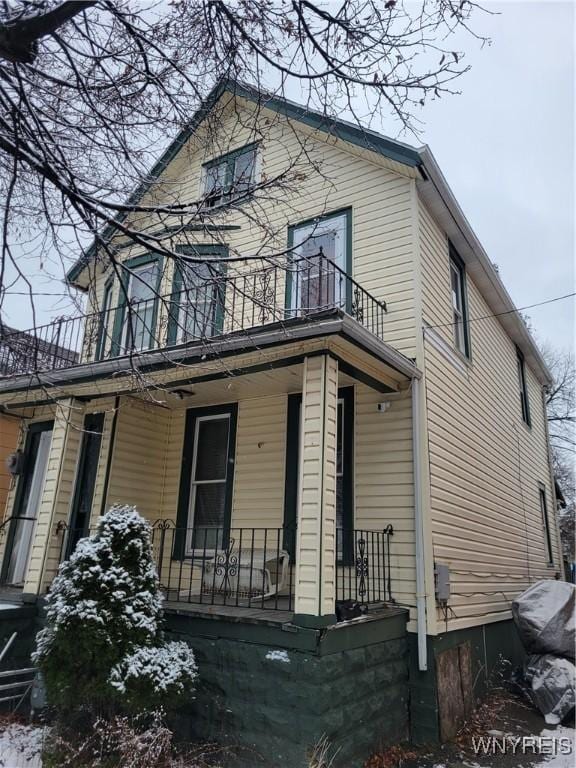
<box><xmin>163</xmin><ymin>598</ymin><xmax>402</xmax><ymax>627</ymax></box>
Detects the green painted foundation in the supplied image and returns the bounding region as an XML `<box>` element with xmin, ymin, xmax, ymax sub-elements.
<box><xmin>0</xmin><ymin>603</ymin><xmax>37</xmax><ymax>671</ymax></box>
<box><xmin>166</xmin><ymin>608</ymin><xmax>409</xmax><ymax>767</ymax></box>
<box><xmin>408</xmin><ymin>619</ymin><xmax>526</xmax><ymax>744</ymax></box>
<box><xmin>0</xmin><ymin>600</ymin><xmax>528</xmax><ymax>760</ymax></box>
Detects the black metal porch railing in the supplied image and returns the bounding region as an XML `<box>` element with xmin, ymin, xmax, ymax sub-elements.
<box><xmin>150</xmin><ymin>523</ymin><xmax>295</xmax><ymax>612</ymax></box>
<box><xmin>0</xmin><ymin>253</ymin><xmax>388</xmax><ymax>377</ymax></box>
<box><xmin>335</xmin><ymin>526</ymin><xmax>394</xmax><ymax>606</ymax></box>
<box><xmin>53</xmin><ymin>521</ymin><xmax>394</xmax><ymax>613</ymax></box>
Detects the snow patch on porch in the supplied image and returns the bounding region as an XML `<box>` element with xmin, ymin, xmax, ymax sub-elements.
<box><xmin>265</xmin><ymin>649</ymin><xmax>290</xmax><ymax>663</ymax></box>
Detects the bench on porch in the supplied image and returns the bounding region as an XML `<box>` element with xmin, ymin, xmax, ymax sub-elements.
<box><xmin>200</xmin><ymin>548</ymin><xmax>290</xmax><ymax>602</ymax></box>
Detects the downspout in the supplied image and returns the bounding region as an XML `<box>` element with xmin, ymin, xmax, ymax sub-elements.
<box><xmin>412</xmin><ymin>376</ymin><xmax>428</xmax><ymax>671</ymax></box>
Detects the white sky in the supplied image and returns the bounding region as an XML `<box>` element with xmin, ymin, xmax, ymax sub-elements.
<box><xmin>2</xmin><ymin>0</ymin><xmax>574</xmax><ymax>353</ymax></box>
<box><xmin>410</xmin><ymin>0</ymin><xmax>575</xmax><ymax>352</ymax></box>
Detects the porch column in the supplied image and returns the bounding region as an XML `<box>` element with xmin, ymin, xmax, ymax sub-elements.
<box><xmin>294</xmin><ymin>354</ymin><xmax>338</xmax><ymax>626</ymax></box>
<box><xmin>24</xmin><ymin>398</ymin><xmax>85</xmax><ymax>595</ymax></box>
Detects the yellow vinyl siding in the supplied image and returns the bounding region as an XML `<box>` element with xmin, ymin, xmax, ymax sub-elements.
<box><xmin>0</xmin><ymin>415</ymin><xmax>19</xmax><ymax>519</ymax></box>
<box><xmin>84</xmin><ymin>383</ymin><xmax>417</xmax><ymax>615</ymax></box>
<box><xmin>355</xmin><ymin>385</ymin><xmax>416</xmax><ymax>619</ymax></box>
<box><xmin>419</xmin><ymin>197</ymin><xmax>561</xmax><ymax>631</ymax></box>
<box><xmin>105</xmin><ymin>398</ymin><xmax>170</xmax><ymax>520</ymax></box>
<box><xmin>158</xmin><ymin>394</ymin><xmax>288</xmax><ymax>528</ymax></box>
<box><xmin>86</xmin><ymin>98</ymin><xmax>418</xmax><ymax>359</ymax></box>
<box><xmin>25</xmin><ymin>400</ymin><xmax>84</xmax><ymax>593</ymax></box>
<box><xmin>294</xmin><ymin>355</ymin><xmax>339</xmax><ymax>615</ymax></box>
<box><xmin>232</xmin><ymin>396</ymin><xmax>287</xmax><ymax>529</ymax></box>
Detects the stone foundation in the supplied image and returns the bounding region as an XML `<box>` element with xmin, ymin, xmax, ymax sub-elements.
<box><xmin>166</xmin><ymin>608</ymin><xmax>409</xmax><ymax>767</ymax></box>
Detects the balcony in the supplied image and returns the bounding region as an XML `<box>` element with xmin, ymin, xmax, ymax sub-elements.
<box><xmin>0</xmin><ymin>254</ymin><xmax>387</xmax><ymax>378</ymax></box>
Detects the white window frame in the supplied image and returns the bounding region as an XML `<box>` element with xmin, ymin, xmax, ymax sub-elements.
<box><xmin>186</xmin><ymin>412</ymin><xmax>231</xmax><ymax>556</ymax></box>
<box><xmin>449</xmin><ymin>256</ymin><xmax>469</xmax><ymax>356</ymax></box>
<box><xmin>121</xmin><ymin>262</ymin><xmax>158</xmax><ymax>352</ymax></box>
<box><xmin>289</xmin><ymin>212</ymin><xmax>348</xmax><ymax>315</ymax></box>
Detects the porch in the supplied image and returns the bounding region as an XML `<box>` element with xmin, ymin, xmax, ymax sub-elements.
<box><xmin>1</xmin><ymin>342</ymin><xmax>419</xmax><ymax>626</ymax></box>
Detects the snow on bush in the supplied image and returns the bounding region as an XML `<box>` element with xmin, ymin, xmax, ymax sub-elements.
<box><xmin>110</xmin><ymin>641</ymin><xmax>198</xmax><ymax>710</ymax></box>
<box><xmin>34</xmin><ymin>505</ymin><xmax>197</xmax><ymax>720</ymax></box>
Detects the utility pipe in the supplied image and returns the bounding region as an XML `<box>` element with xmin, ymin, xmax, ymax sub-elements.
<box><xmin>411</xmin><ymin>377</ymin><xmax>428</xmax><ymax>671</ymax></box>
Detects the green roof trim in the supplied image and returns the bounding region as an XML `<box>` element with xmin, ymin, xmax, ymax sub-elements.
<box><xmin>67</xmin><ymin>78</ymin><xmax>421</xmax><ymax>286</ymax></box>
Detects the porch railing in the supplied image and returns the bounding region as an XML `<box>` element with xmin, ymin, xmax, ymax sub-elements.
<box><xmin>0</xmin><ymin>253</ymin><xmax>388</xmax><ymax>377</ymax></box>
<box><xmin>53</xmin><ymin>521</ymin><xmax>394</xmax><ymax>613</ymax></box>
<box><xmin>150</xmin><ymin>523</ymin><xmax>295</xmax><ymax>612</ymax></box>
<box><xmin>335</xmin><ymin>526</ymin><xmax>394</xmax><ymax>605</ymax></box>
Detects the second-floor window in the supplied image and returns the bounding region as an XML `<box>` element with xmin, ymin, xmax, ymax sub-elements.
<box><xmin>168</xmin><ymin>245</ymin><xmax>227</xmax><ymax>345</ymax></box>
<box><xmin>287</xmin><ymin>209</ymin><xmax>351</xmax><ymax>317</ymax></box>
<box><xmin>122</xmin><ymin>260</ymin><xmax>160</xmax><ymax>351</ymax></box>
<box><xmin>449</xmin><ymin>249</ymin><xmax>470</xmax><ymax>357</ymax></box>
<box><xmin>203</xmin><ymin>144</ymin><xmax>257</xmax><ymax>208</ymax></box>
<box><xmin>516</xmin><ymin>346</ymin><xmax>531</xmax><ymax>426</ymax></box>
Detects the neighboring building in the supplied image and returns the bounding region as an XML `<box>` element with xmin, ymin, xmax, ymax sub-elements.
<box><xmin>0</xmin><ymin>323</ymin><xmax>79</xmax><ymax>376</ymax></box>
<box><xmin>0</xmin><ymin>414</ymin><xmax>19</xmax><ymax>530</ymax></box>
<box><xmin>0</xmin><ymin>81</ymin><xmax>562</xmax><ymax>762</ymax></box>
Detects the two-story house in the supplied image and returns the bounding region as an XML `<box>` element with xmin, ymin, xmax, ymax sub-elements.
<box><xmin>0</xmin><ymin>80</ymin><xmax>562</xmax><ymax>765</ymax></box>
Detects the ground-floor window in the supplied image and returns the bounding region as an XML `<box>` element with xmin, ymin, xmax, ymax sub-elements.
<box><xmin>175</xmin><ymin>404</ymin><xmax>238</xmax><ymax>556</ymax></box>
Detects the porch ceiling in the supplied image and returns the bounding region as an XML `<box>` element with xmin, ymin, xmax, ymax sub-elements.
<box><xmin>0</xmin><ymin>315</ymin><xmax>420</xmax><ymax>409</ymax></box>
<box><xmin>129</xmin><ymin>363</ymin><xmax>365</xmax><ymax>409</ymax></box>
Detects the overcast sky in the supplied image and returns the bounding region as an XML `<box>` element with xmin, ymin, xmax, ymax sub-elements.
<box><xmin>2</xmin><ymin>0</ymin><xmax>574</xmax><ymax>353</ymax></box>
<box><xmin>409</xmin><ymin>0</ymin><xmax>574</xmax><ymax>352</ymax></box>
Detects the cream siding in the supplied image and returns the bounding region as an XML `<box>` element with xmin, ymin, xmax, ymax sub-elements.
<box><xmin>232</xmin><ymin>396</ymin><xmax>287</xmax><ymax>529</ymax></box>
<box><xmin>86</xmin><ymin>98</ymin><xmax>418</xmax><ymax>360</ymax></box>
<box><xmin>105</xmin><ymin>398</ymin><xmax>170</xmax><ymax>520</ymax></box>
<box><xmin>294</xmin><ymin>355</ymin><xmax>338</xmax><ymax>616</ymax></box>
<box><xmin>0</xmin><ymin>415</ymin><xmax>20</xmax><ymax>520</ymax></box>
<box><xmin>24</xmin><ymin>399</ymin><xmax>85</xmax><ymax>593</ymax></box>
<box><xmin>418</xmin><ymin>197</ymin><xmax>561</xmax><ymax>631</ymax></box>
<box><xmin>355</xmin><ymin>386</ymin><xmax>416</xmax><ymax>619</ymax></box>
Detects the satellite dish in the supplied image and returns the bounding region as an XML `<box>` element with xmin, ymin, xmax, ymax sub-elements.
<box><xmin>6</xmin><ymin>450</ymin><xmax>24</xmax><ymax>476</ymax></box>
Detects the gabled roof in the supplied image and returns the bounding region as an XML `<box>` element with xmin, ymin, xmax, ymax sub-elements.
<box><xmin>66</xmin><ymin>78</ymin><xmax>421</xmax><ymax>286</ymax></box>
<box><xmin>66</xmin><ymin>78</ymin><xmax>551</xmax><ymax>385</ymax></box>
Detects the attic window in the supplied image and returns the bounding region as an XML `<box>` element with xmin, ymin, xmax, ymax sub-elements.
<box><xmin>202</xmin><ymin>144</ymin><xmax>257</xmax><ymax>208</ymax></box>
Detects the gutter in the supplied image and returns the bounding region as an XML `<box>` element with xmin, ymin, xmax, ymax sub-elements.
<box><xmin>0</xmin><ymin>313</ymin><xmax>420</xmax><ymax>396</ymax></box>
<box><xmin>411</xmin><ymin>376</ymin><xmax>428</xmax><ymax>671</ymax></box>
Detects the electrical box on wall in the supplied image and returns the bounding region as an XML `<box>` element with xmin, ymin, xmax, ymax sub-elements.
<box><xmin>435</xmin><ymin>563</ymin><xmax>451</xmax><ymax>603</ymax></box>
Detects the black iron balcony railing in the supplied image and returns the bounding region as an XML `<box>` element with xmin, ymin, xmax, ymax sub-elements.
<box><xmin>0</xmin><ymin>254</ymin><xmax>387</xmax><ymax>377</ymax></box>
<box><xmin>52</xmin><ymin>521</ymin><xmax>394</xmax><ymax>613</ymax></box>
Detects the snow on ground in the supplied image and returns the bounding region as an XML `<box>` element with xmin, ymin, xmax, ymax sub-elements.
<box><xmin>537</xmin><ymin>725</ymin><xmax>575</xmax><ymax>768</ymax></box>
<box><xmin>0</xmin><ymin>723</ymin><xmax>44</xmax><ymax>768</ymax></box>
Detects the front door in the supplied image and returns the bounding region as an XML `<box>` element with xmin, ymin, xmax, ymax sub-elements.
<box><xmin>65</xmin><ymin>413</ymin><xmax>105</xmax><ymax>558</ymax></box>
<box><xmin>3</xmin><ymin>421</ymin><xmax>53</xmax><ymax>585</ymax></box>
